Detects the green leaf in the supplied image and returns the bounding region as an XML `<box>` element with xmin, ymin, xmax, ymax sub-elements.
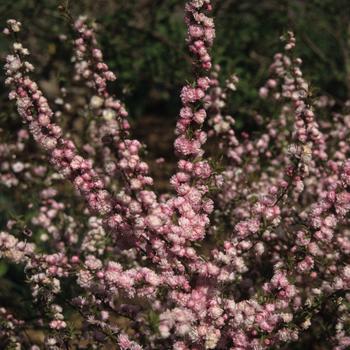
<box><xmin>0</xmin><ymin>261</ymin><xmax>9</xmax><ymax>278</ymax></box>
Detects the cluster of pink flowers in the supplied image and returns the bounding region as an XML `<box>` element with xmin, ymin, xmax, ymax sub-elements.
<box><xmin>1</xmin><ymin>3</ymin><xmax>350</xmax><ymax>350</ymax></box>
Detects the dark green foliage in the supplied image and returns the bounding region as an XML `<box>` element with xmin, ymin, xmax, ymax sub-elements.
<box><xmin>1</xmin><ymin>0</ymin><xmax>350</xmax><ymax>123</ymax></box>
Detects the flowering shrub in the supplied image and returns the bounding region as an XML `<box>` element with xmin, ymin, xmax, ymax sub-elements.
<box><xmin>1</xmin><ymin>1</ymin><xmax>350</xmax><ymax>349</ymax></box>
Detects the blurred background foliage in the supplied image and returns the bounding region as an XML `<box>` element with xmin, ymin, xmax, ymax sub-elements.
<box><xmin>0</xmin><ymin>0</ymin><xmax>350</xmax><ymax>127</ymax></box>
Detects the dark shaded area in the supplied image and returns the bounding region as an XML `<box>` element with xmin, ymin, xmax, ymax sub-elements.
<box><xmin>1</xmin><ymin>0</ymin><xmax>350</xmax><ymax>123</ymax></box>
